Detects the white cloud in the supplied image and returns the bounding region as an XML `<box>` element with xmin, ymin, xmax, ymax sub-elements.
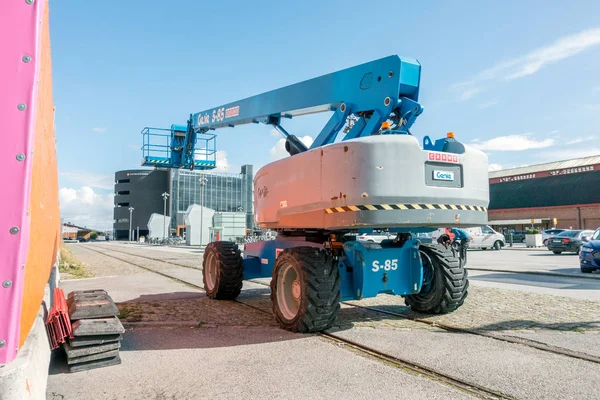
<box><xmin>92</xmin><ymin>127</ymin><xmax>107</xmax><ymax>133</ymax></box>
<box><xmin>539</xmin><ymin>147</ymin><xmax>600</xmax><ymax>161</ymax></box>
<box><xmin>458</xmin><ymin>86</ymin><xmax>484</xmax><ymax>101</ymax></box>
<box><xmin>471</xmin><ymin>134</ymin><xmax>555</xmax><ymax>151</ymax></box>
<box><xmin>270</xmin><ymin>128</ymin><xmax>281</xmax><ymax>138</ymax></box>
<box><xmin>477</xmin><ymin>100</ymin><xmax>499</xmax><ymax>109</ymax></box>
<box><xmin>582</xmin><ymin>104</ymin><xmax>600</xmax><ymax>111</ymax></box>
<box><xmin>452</xmin><ymin>28</ymin><xmax>600</xmax><ymax>99</ymax></box>
<box><xmin>60</xmin><ymin>171</ymin><xmax>114</xmax><ymax>190</ymax></box>
<box><xmin>59</xmin><ymin>186</ymin><xmax>114</xmax><ymax>230</ymax></box>
<box><xmin>488</xmin><ymin>163</ymin><xmax>503</xmax><ymax>171</ymax></box>
<box><xmin>566</xmin><ymin>135</ymin><xmax>597</xmax><ymax>145</ymax></box>
<box><xmin>269</xmin><ymin>136</ymin><xmax>314</xmax><ymax>161</ymax></box>
<box><xmin>213</xmin><ymin>150</ymin><xmax>229</xmax><ymax>172</ymax></box>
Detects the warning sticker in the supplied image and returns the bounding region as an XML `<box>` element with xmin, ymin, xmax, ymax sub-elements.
<box><xmin>428</xmin><ymin>152</ymin><xmax>460</xmax><ymax>163</ymax></box>
<box><xmin>225</xmin><ymin>106</ymin><xmax>240</xmax><ymax>118</ymax></box>
<box><xmin>275</xmin><ymin>248</ymin><xmax>284</xmax><ymax>259</ymax></box>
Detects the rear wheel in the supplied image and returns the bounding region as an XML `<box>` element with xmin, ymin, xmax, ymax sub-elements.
<box><xmin>553</xmin><ymin>251</ymin><xmax>562</xmax><ymax>255</ymax></box>
<box><xmin>271</xmin><ymin>247</ymin><xmax>341</xmax><ymax>333</ymax></box>
<box><xmin>202</xmin><ymin>242</ymin><xmax>244</xmax><ymax>299</ymax></box>
<box><xmin>405</xmin><ymin>244</ymin><xmax>468</xmax><ymax>314</ymax></box>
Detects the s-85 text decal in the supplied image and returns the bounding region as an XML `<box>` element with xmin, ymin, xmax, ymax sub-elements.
<box><xmin>372</xmin><ymin>259</ymin><xmax>398</xmax><ymax>272</ymax></box>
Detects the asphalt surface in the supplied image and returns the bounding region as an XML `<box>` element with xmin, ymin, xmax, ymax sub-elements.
<box><xmin>468</xmin><ymin>245</ymin><xmax>592</xmax><ymax>276</ymax></box>
<box><xmin>466</xmin><ymin>247</ymin><xmax>600</xmax><ymax>300</ymax></box>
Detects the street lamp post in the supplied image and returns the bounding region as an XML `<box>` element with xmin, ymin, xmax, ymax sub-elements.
<box><xmin>162</xmin><ymin>192</ymin><xmax>170</xmax><ymax>240</ymax></box>
<box><xmin>199</xmin><ymin>176</ymin><xmax>208</xmax><ymax>246</ymax></box>
<box><xmin>128</xmin><ymin>207</ymin><xmax>134</xmax><ymax>242</ymax></box>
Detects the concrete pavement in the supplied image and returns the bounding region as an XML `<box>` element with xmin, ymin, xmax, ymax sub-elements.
<box><xmin>47</xmin><ymin>243</ymin><xmax>600</xmax><ymax>400</ymax></box>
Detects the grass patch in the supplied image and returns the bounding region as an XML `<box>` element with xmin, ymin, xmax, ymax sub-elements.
<box><xmin>117</xmin><ymin>303</ymin><xmax>143</xmax><ymax>322</ymax></box>
<box><xmin>59</xmin><ymin>245</ymin><xmax>91</xmax><ymax>279</ymax></box>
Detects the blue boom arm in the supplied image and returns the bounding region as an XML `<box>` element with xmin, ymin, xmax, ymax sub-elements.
<box><xmin>190</xmin><ymin>55</ymin><xmax>424</xmax><ymax>150</ymax></box>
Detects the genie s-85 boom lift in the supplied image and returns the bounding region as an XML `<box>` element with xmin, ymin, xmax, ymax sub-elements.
<box><xmin>143</xmin><ymin>55</ymin><xmax>490</xmax><ymax>333</ymax></box>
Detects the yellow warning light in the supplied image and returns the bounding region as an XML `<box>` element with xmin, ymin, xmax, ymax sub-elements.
<box><xmin>381</xmin><ymin>122</ymin><xmax>391</xmax><ymax>130</ymax></box>
<box><xmin>447</xmin><ymin>132</ymin><xmax>455</xmax><ymax>139</ymax></box>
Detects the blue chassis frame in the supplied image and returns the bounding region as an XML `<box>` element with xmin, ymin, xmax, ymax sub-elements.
<box><xmin>243</xmin><ymin>235</ymin><xmax>426</xmax><ymax>301</ymax></box>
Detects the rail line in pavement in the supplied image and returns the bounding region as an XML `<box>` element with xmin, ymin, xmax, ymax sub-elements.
<box><xmin>80</xmin><ymin>244</ymin><xmax>513</xmax><ymax>400</ymax></box>
<box><xmin>81</xmin><ymin>243</ymin><xmax>600</xmax><ymax>366</ymax></box>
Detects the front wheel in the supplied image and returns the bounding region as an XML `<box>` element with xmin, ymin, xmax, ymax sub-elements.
<box><xmin>405</xmin><ymin>244</ymin><xmax>468</xmax><ymax>314</ymax></box>
<box><xmin>493</xmin><ymin>241</ymin><xmax>502</xmax><ymax>250</ymax></box>
<box><xmin>202</xmin><ymin>242</ymin><xmax>244</xmax><ymax>299</ymax></box>
<box><xmin>271</xmin><ymin>247</ymin><xmax>341</xmax><ymax>333</ymax></box>
<box><xmin>553</xmin><ymin>251</ymin><xmax>562</xmax><ymax>255</ymax></box>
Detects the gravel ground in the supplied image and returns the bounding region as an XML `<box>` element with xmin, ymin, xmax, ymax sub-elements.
<box><xmin>346</xmin><ymin>286</ymin><xmax>600</xmax><ymax>332</ymax></box>
<box><xmin>74</xmin><ymin>243</ymin><xmax>600</xmax><ymax>333</ymax></box>
<box><xmin>66</xmin><ymin>244</ymin><xmax>142</xmax><ymax>277</ymax></box>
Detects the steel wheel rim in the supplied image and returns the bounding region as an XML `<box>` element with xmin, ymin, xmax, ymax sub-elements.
<box><xmin>205</xmin><ymin>251</ymin><xmax>218</xmax><ymax>291</ymax></box>
<box><xmin>277</xmin><ymin>262</ymin><xmax>301</xmax><ymax>320</ymax></box>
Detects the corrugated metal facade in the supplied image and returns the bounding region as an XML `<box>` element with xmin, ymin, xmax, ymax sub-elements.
<box><xmin>489</xmin><ymin>170</ymin><xmax>600</xmax><ymax>209</ymax></box>
<box><xmin>489</xmin><ymin>155</ymin><xmax>600</xmax><ymax>179</ymax></box>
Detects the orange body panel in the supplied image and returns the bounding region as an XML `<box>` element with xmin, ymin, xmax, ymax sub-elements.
<box><xmin>19</xmin><ymin>4</ymin><xmax>60</xmax><ymax>348</ymax></box>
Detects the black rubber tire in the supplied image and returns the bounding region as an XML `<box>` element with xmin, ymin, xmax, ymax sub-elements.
<box><xmin>553</xmin><ymin>251</ymin><xmax>562</xmax><ymax>255</ymax></box>
<box><xmin>581</xmin><ymin>267</ymin><xmax>593</xmax><ymax>273</ymax></box>
<box><xmin>481</xmin><ymin>247</ymin><xmax>487</xmax><ymax>250</ymax></box>
<box><xmin>202</xmin><ymin>241</ymin><xmax>244</xmax><ymax>299</ymax></box>
<box><xmin>271</xmin><ymin>247</ymin><xmax>341</xmax><ymax>333</ymax></box>
<box><xmin>405</xmin><ymin>244</ymin><xmax>468</xmax><ymax>314</ymax></box>
<box><xmin>493</xmin><ymin>241</ymin><xmax>502</xmax><ymax>250</ymax></box>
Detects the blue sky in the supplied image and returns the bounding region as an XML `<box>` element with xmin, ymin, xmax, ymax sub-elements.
<box><xmin>51</xmin><ymin>0</ymin><xmax>600</xmax><ymax>229</ymax></box>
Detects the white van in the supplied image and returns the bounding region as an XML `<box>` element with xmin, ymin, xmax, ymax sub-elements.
<box><xmin>464</xmin><ymin>225</ymin><xmax>505</xmax><ymax>250</ymax></box>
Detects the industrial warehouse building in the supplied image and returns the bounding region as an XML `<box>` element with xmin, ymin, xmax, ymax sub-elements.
<box><xmin>488</xmin><ymin>155</ymin><xmax>600</xmax><ymax>231</ymax></box>
<box><xmin>113</xmin><ymin>165</ymin><xmax>254</xmax><ymax>240</ymax></box>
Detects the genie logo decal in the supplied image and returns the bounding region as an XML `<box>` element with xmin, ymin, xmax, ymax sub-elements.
<box><xmin>257</xmin><ymin>186</ymin><xmax>269</xmax><ymax>199</ymax></box>
<box><xmin>428</xmin><ymin>152</ymin><xmax>460</xmax><ymax>163</ymax></box>
<box><xmin>433</xmin><ymin>170</ymin><xmax>454</xmax><ymax>181</ymax></box>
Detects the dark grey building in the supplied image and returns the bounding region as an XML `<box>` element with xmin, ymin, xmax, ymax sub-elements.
<box><xmin>113</xmin><ymin>169</ymin><xmax>170</xmax><ymax>240</ymax></box>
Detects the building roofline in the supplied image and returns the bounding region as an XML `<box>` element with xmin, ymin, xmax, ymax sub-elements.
<box><xmin>489</xmin><ymin>154</ymin><xmax>600</xmax><ymax>178</ymax></box>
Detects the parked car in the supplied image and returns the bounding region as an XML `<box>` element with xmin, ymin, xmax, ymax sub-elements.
<box><xmin>547</xmin><ymin>230</ymin><xmax>594</xmax><ymax>254</ymax></box>
<box><xmin>505</xmin><ymin>230</ymin><xmax>526</xmax><ymax>243</ymax></box>
<box><xmin>357</xmin><ymin>231</ymin><xmax>393</xmax><ymax>243</ymax></box>
<box><xmin>580</xmin><ymin>228</ymin><xmax>600</xmax><ymax>273</ymax></box>
<box><xmin>413</xmin><ymin>232</ymin><xmax>433</xmax><ymax>244</ymax></box>
<box><xmin>464</xmin><ymin>225</ymin><xmax>505</xmax><ymax>250</ymax></box>
<box><xmin>541</xmin><ymin>229</ymin><xmax>567</xmax><ymax>245</ymax></box>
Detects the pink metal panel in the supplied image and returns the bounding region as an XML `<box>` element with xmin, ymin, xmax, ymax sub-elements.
<box><xmin>0</xmin><ymin>0</ymin><xmax>47</xmax><ymax>364</ymax></box>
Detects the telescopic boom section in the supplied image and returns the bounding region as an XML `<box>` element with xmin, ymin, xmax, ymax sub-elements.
<box><xmin>191</xmin><ymin>55</ymin><xmax>423</xmax><ymax>149</ymax></box>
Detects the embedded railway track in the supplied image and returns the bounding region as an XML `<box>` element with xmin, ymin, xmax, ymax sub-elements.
<box><xmin>80</xmin><ymin>244</ymin><xmax>513</xmax><ymax>400</ymax></box>
<box><xmin>82</xmin><ymin>244</ymin><xmax>600</xmax><ymax>366</ymax></box>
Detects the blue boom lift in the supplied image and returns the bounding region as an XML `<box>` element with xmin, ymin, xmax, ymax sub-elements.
<box><xmin>142</xmin><ymin>55</ymin><xmax>490</xmax><ymax>332</ymax></box>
